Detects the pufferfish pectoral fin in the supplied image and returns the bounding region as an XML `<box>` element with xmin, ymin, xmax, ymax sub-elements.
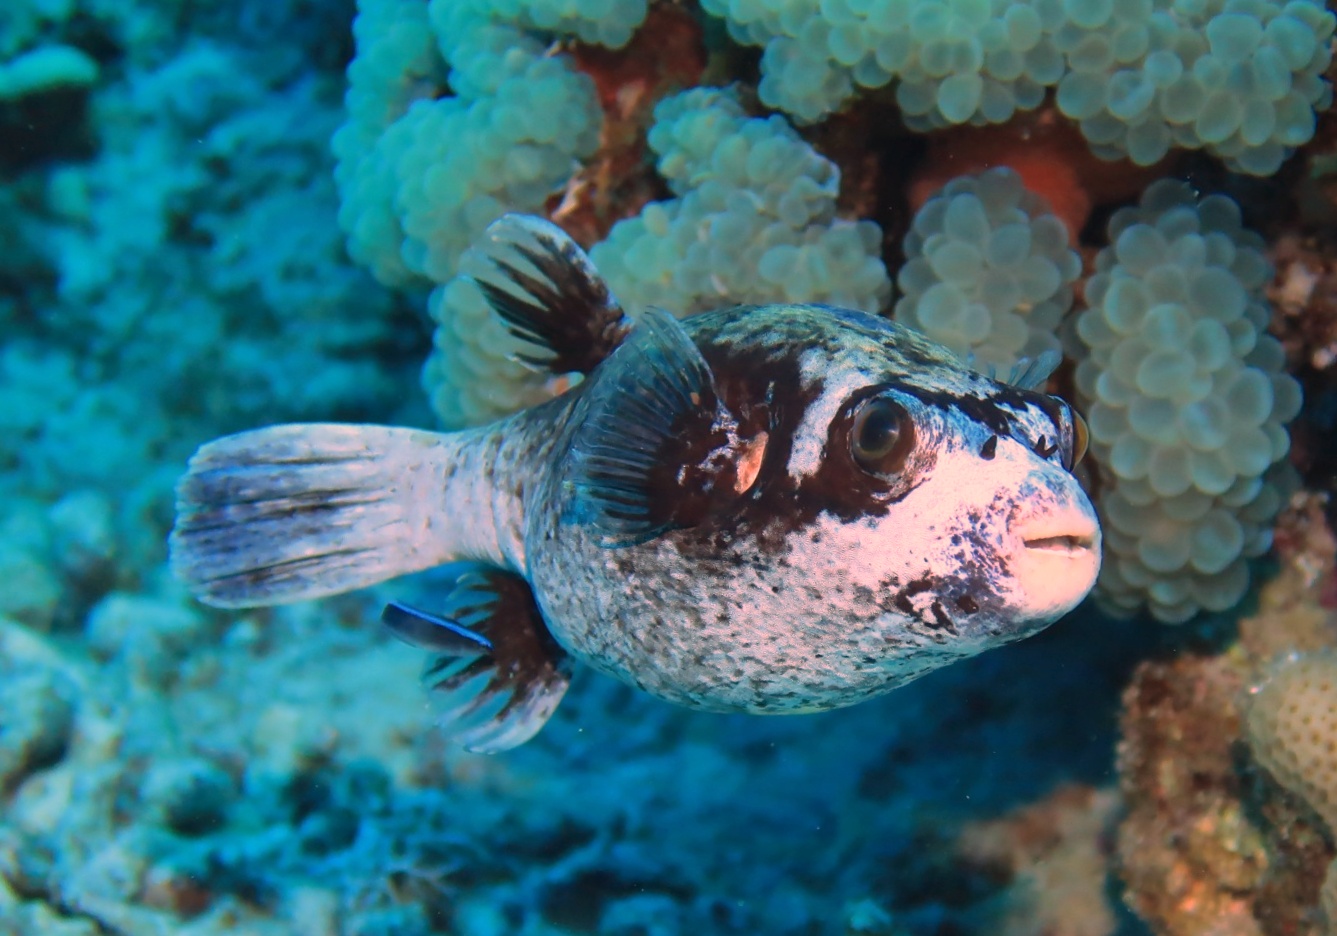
<box><xmin>471</xmin><ymin>213</ymin><xmax>631</xmax><ymax>376</ymax></box>
<box><xmin>566</xmin><ymin>307</ymin><xmax>751</xmax><ymax>547</ymax></box>
<box><xmin>382</xmin><ymin>568</ymin><xmax>572</xmax><ymax>754</ymax></box>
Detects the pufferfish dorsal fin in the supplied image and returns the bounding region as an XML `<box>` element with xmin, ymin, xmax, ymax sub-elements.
<box><xmin>471</xmin><ymin>213</ymin><xmax>632</xmax><ymax>376</ymax></box>
<box><xmin>382</xmin><ymin>568</ymin><xmax>572</xmax><ymax>754</ymax></box>
<box><xmin>566</xmin><ymin>308</ymin><xmax>760</xmax><ymax>547</ymax></box>
<box><xmin>996</xmin><ymin>349</ymin><xmax>1062</xmax><ymax>391</ymax></box>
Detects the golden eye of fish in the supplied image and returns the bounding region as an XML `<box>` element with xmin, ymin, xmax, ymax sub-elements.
<box><xmin>1070</xmin><ymin>408</ymin><xmax>1088</xmax><ymax>469</ymax></box>
<box><xmin>850</xmin><ymin>396</ymin><xmax>915</xmax><ymax>476</ymax></box>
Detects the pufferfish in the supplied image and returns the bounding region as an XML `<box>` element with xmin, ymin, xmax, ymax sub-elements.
<box><xmin>171</xmin><ymin>214</ymin><xmax>1101</xmax><ymax>753</ymax></box>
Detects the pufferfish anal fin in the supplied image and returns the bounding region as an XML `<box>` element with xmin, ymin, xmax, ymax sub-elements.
<box><xmin>382</xmin><ymin>568</ymin><xmax>572</xmax><ymax>754</ymax></box>
<box><xmin>471</xmin><ymin>213</ymin><xmax>631</xmax><ymax>376</ymax></box>
<box><xmin>567</xmin><ymin>307</ymin><xmax>756</xmax><ymax>547</ymax></box>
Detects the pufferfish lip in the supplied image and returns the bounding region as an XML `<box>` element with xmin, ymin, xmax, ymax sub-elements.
<box><xmin>1013</xmin><ymin>510</ymin><xmax>1100</xmax><ymax>555</ymax></box>
<box><xmin>1008</xmin><ymin>510</ymin><xmax>1102</xmax><ymax>617</ymax></box>
<box><xmin>1019</xmin><ymin>529</ymin><xmax>1099</xmax><ymax>554</ymax></box>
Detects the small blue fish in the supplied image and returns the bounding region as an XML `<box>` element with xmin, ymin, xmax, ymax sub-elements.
<box><xmin>171</xmin><ymin>215</ymin><xmax>1100</xmax><ymax>753</ymax></box>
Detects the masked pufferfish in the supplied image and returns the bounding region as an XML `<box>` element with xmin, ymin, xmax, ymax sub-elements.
<box><xmin>171</xmin><ymin>214</ymin><xmax>1102</xmax><ymax>754</ymax></box>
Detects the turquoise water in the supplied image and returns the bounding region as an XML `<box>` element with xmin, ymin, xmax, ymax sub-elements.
<box><xmin>3</xmin><ymin>0</ymin><xmax>1328</xmax><ymax>932</ymax></box>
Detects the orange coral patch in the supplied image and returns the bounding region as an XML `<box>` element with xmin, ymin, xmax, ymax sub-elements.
<box><xmin>550</xmin><ymin>6</ymin><xmax>707</xmax><ymax>247</ymax></box>
<box><xmin>908</xmin><ymin>109</ymin><xmax>1168</xmax><ymax>243</ymax></box>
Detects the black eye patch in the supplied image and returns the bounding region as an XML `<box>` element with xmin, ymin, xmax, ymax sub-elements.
<box><xmin>980</xmin><ymin>435</ymin><xmax>998</xmax><ymax>460</ymax></box>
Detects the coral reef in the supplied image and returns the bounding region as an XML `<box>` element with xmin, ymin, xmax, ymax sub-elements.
<box><xmin>332</xmin><ymin>0</ymin><xmax>609</xmax><ymax>290</ymax></box>
<box><xmin>956</xmin><ymin>784</ymin><xmax>1122</xmax><ymax>936</ymax></box>
<box><xmin>0</xmin><ymin>578</ymin><xmax>1148</xmax><ymax>933</ymax></box>
<box><xmin>590</xmin><ymin>85</ymin><xmax>891</xmax><ymax>314</ymax></box>
<box><xmin>1073</xmin><ymin>179</ymin><xmax>1302</xmax><ymax>621</ymax></box>
<box><xmin>698</xmin><ymin>0</ymin><xmax>1334</xmax><ymax>173</ymax></box>
<box><xmin>1245</xmin><ymin>650</ymin><xmax>1337</xmax><ymax>831</ymax></box>
<box><xmin>1242</xmin><ymin>629</ymin><xmax>1337</xmax><ymax>936</ymax></box>
<box><xmin>894</xmin><ymin>166</ymin><xmax>1080</xmax><ymax>372</ymax></box>
<box><xmin>1115</xmin><ymin>651</ymin><xmax>1273</xmax><ymax>935</ymax></box>
<box><xmin>1116</xmin><ymin>492</ymin><xmax>1337</xmax><ymax>935</ymax></box>
<box><xmin>2</xmin><ymin>0</ymin><xmax>1336</xmax><ymax>933</ymax></box>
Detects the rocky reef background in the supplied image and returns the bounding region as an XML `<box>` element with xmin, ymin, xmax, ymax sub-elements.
<box><xmin>2</xmin><ymin>0</ymin><xmax>1337</xmax><ymax>934</ymax></box>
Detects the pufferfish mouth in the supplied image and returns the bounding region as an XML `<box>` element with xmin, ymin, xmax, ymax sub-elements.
<box><xmin>1014</xmin><ymin>511</ymin><xmax>1100</xmax><ymax>556</ymax></box>
<box><xmin>1021</xmin><ymin>531</ymin><xmax>1098</xmax><ymax>554</ymax></box>
<box><xmin>1009</xmin><ymin>511</ymin><xmax>1102</xmax><ymax>618</ymax></box>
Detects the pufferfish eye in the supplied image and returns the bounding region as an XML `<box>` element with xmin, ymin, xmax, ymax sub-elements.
<box><xmin>850</xmin><ymin>396</ymin><xmax>916</xmax><ymax>476</ymax></box>
<box><xmin>1070</xmin><ymin>407</ymin><xmax>1089</xmax><ymax>469</ymax></box>
<box><xmin>1036</xmin><ymin>397</ymin><xmax>1089</xmax><ymax>471</ymax></box>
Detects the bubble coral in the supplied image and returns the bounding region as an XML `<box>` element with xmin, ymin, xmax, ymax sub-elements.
<box><xmin>331</xmin><ymin>0</ymin><xmax>614</xmax><ymax>289</ymax></box>
<box><xmin>424</xmin><ymin>84</ymin><xmax>892</xmax><ymax>428</ymax></box>
<box><xmin>1053</xmin><ymin>0</ymin><xmax>1335</xmax><ymax>173</ymax></box>
<box><xmin>589</xmin><ymin>86</ymin><xmax>891</xmax><ymax>317</ymax></box>
<box><xmin>1073</xmin><ymin>179</ymin><xmax>1302</xmax><ymax>621</ymax></box>
<box><xmin>895</xmin><ymin>166</ymin><xmax>1081</xmax><ymax>374</ymax></box>
<box><xmin>698</xmin><ymin>0</ymin><xmax>1335</xmax><ymax>174</ymax></box>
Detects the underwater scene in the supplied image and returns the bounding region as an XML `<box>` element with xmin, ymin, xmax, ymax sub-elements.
<box><xmin>4</xmin><ymin>0</ymin><xmax>1337</xmax><ymax>933</ymax></box>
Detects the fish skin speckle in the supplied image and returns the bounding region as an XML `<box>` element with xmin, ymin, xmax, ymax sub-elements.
<box><xmin>170</xmin><ymin>215</ymin><xmax>1103</xmax><ymax>750</ymax></box>
<box><xmin>526</xmin><ymin>298</ymin><xmax>1101</xmax><ymax>714</ymax></box>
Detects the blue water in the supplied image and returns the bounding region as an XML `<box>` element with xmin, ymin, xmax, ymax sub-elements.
<box><xmin>0</xmin><ymin>1</ymin><xmax>1197</xmax><ymax>932</ymax></box>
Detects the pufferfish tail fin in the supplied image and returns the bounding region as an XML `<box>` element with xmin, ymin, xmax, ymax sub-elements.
<box><xmin>171</xmin><ymin>424</ymin><xmax>456</xmax><ymax>608</ymax></box>
<box><xmin>382</xmin><ymin>568</ymin><xmax>572</xmax><ymax>753</ymax></box>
